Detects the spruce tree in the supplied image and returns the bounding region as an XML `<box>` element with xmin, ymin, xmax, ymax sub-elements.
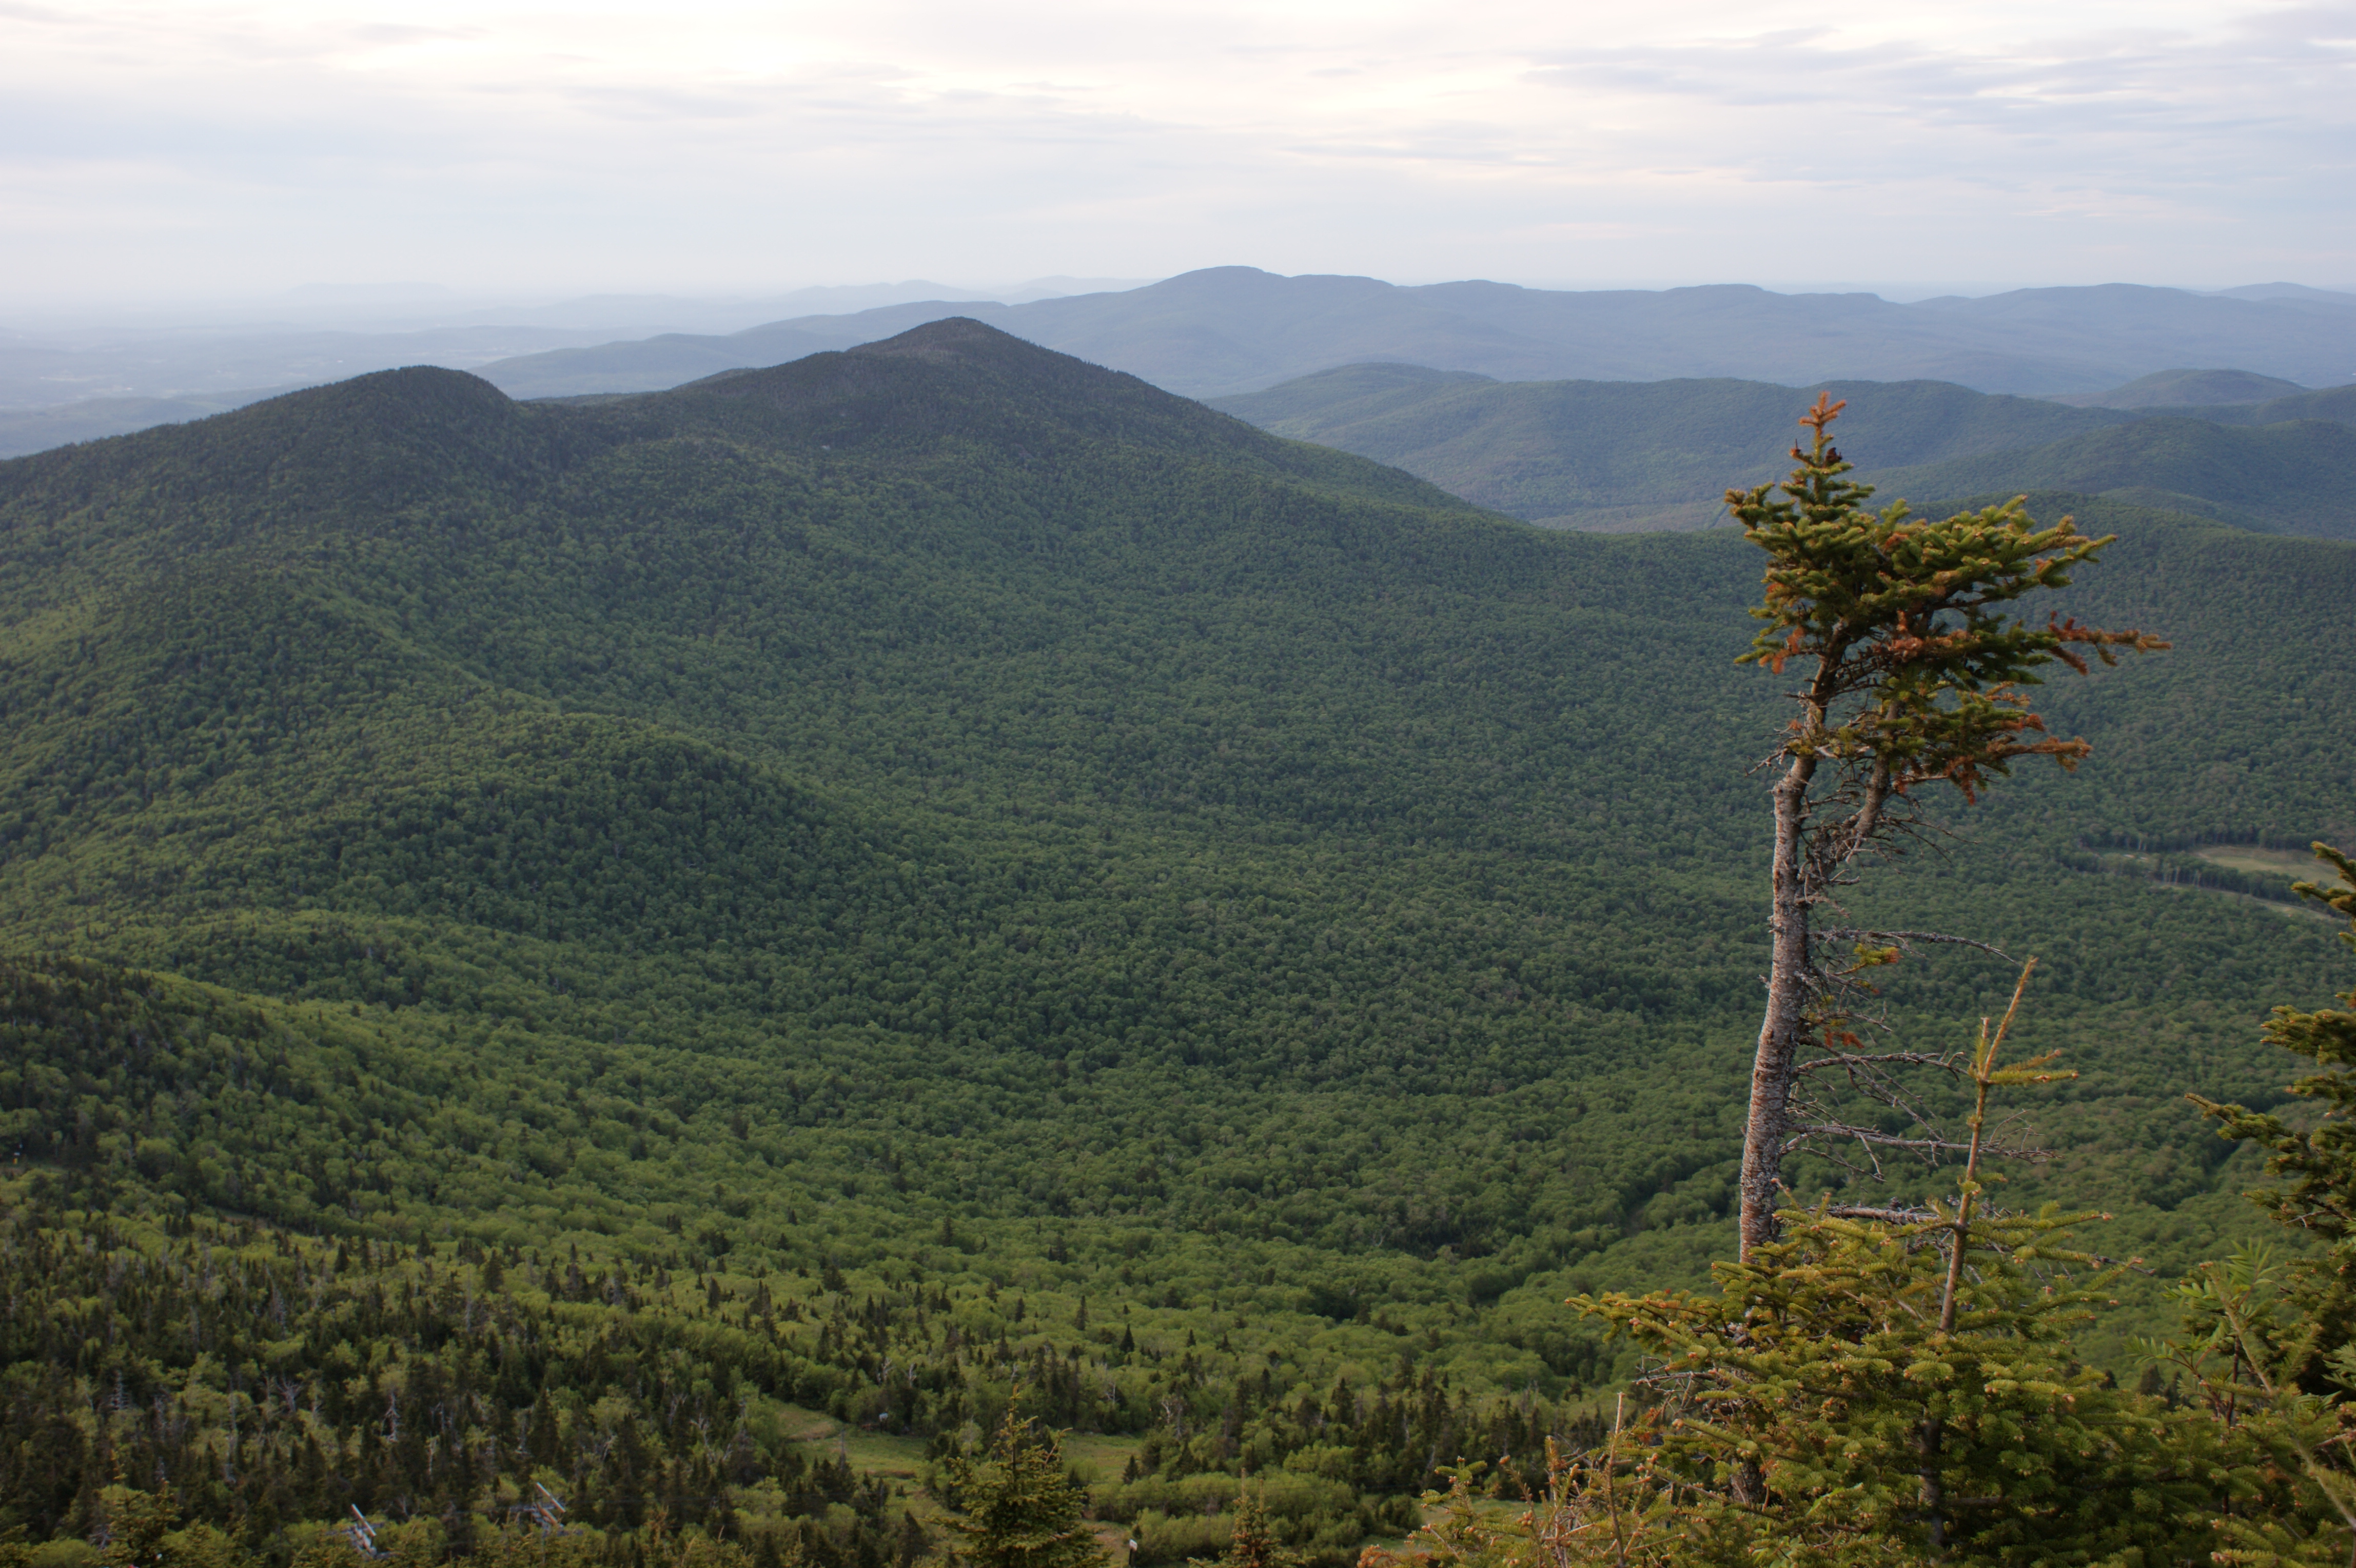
<box><xmin>940</xmin><ymin>1408</ymin><xmax>1108</xmax><ymax>1568</ymax></box>
<box><xmin>1196</xmin><ymin>1484</ymin><xmax>1294</xmax><ymax>1568</ymax></box>
<box><xmin>1729</xmin><ymin>395</ymin><xmax>2164</xmax><ymax>1257</ymax></box>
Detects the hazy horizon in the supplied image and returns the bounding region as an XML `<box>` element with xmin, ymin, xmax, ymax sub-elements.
<box><xmin>9</xmin><ymin>269</ymin><xmax>2352</xmax><ymax>339</ymax></box>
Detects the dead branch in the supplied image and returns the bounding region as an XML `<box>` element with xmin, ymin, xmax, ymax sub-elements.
<box><xmin>1814</xmin><ymin>929</ymin><xmax>2016</xmax><ymax>959</ymax></box>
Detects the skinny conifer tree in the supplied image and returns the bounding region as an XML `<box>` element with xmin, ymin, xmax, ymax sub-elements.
<box><xmin>1729</xmin><ymin>396</ymin><xmax>2163</xmax><ymax>1257</ymax></box>
<box><xmin>1194</xmin><ymin>1484</ymin><xmax>1295</xmax><ymax>1568</ymax></box>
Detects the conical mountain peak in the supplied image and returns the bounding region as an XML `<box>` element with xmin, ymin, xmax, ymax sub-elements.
<box><xmin>846</xmin><ymin>315</ymin><xmax>1042</xmax><ymax>362</ymax></box>
<box><xmin>650</xmin><ymin>317</ymin><xmax>1317</xmax><ymax>470</ymax></box>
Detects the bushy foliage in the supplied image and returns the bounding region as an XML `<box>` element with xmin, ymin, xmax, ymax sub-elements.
<box><xmin>1579</xmin><ymin>1204</ymin><xmax>2243</xmax><ymax>1562</ymax></box>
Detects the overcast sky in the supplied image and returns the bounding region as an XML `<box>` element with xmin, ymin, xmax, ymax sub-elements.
<box><xmin>4</xmin><ymin>0</ymin><xmax>2351</xmax><ymax>307</ymax></box>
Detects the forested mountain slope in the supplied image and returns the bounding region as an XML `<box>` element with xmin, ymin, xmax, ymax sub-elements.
<box><xmin>2050</xmin><ymin>366</ymin><xmax>2310</xmax><ymax>407</ymax></box>
<box><xmin>2189</xmin><ymin>382</ymin><xmax>2356</xmax><ymax>426</ymax></box>
<box><xmin>1208</xmin><ymin>367</ymin><xmax>2143</xmax><ymax>528</ymax></box>
<box><xmin>1880</xmin><ymin>417</ymin><xmax>2356</xmax><ymax>536</ymax></box>
<box><xmin>2</xmin><ymin>319</ymin><xmax>2352</xmax><ymax>1554</ymax></box>
<box><xmin>1212</xmin><ymin>365</ymin><xmax>2356</xmax><ymax>536</ymax></box>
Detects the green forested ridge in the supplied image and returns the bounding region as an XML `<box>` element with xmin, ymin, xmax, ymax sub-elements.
<box><xmin>2050</xmin><ymin>365</ymin><xmax>2311</xmax><ymax>408</ymax></box>
<box><xmin>1205</xmin><ymin>368</ymin><xmax>2144</xmax><ymax>529</ymax></box>
<box><xmin>1</xmin><ymin>319</ymin><xmax>2352</xmax><ymax>1559</ymax></box>
<box><xmin>1209</xmin><ymin>364</ymin><xmax>2356</xmax><ymax>536</ymax></box>
<box><xmin>2180</xmin><ymin>381</ymin><xmax>2356</xmax><ymax>427</ymax></box>
<box><xmin>1877</xmin><ymin>416</ymin><xmax>2356</xmax><ymax>537</ymax></box>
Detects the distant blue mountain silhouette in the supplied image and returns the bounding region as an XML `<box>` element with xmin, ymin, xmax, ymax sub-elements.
<box><xmin>476</xmin><ymin>267</ymin><xmax>2356</xmax><ymax>401</ymax></box>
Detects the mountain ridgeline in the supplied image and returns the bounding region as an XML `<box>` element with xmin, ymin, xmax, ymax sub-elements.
<box><xmin>467</xmin><ymin>269</ymin><xmax>2356</xmax><ymax>400</ymax></box>
<box><xmin>1208</xmin><ymin>362</ymin><xmax>2356</xmax><ymax>536</ymax></box>
<box><xmin>2</xmin><ymin>319</ymin><xmax>2354</xmax><ymax>1557</ymax></box>
<box><xmin>13</xmin><ymin>269</ymin><xmax>2354</xmax><ymax>458</ymax></box>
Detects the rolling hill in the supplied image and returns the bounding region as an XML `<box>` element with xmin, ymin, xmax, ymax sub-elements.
<box><xmin>1874</xmin><ymin>417</ymin><xmax>2356</xmax><ymax>536</ymax></box>
<box><xmin>2165</xmin><ymin>382</ymin><xmax>2356</xmax><ymax>427</ymax></box>
<box><xmin>1207</xmin><ymin>367</ymin><xmax>2146</xmax><ymax>529</ymax></box>
<box><xmin>3</xmin><ymin>320</ymin><xmax>2353</xmax><ymax>1550</ymax></box>
<box><xmin>1211</xmin><ymin>366</ymin><xmax>2356</xmax><ymax>537</ymax></box>
<box><xmin>2050</xmin><ymin>367</ymin><xmax>2312</xmax><ymax>408</ymax></box>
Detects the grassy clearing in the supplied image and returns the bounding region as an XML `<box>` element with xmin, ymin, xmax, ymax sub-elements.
<box><xmin>767</xmin><ymin>1404</ymin><xmax>1148</xmax><ymax>1557</ymax></box>
<box><xmin>2196</xmin><ymin>843</ymin><xmax>2328</xmax><ymax>875</ymax></box>
<box><xmin>1064</xmin><ymin>1433</ymin><xmax>1149</xmax><ymax>1485</ymax></box>
<box><xmin>773</xmin><ymin>1406</ymin><xmax>930</xmax><ymax>1479</ymax></box>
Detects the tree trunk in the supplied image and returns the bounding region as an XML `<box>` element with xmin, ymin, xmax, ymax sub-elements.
<box><xmin>1738</xmin><ymin>751</ymin><xmax>1815</xmax><ymax>1260</ymax></box>
<box><xmin>1917</xmin><ymin>1416</ymin><xmax>1948</xmax><ymax>1556</ymax></box>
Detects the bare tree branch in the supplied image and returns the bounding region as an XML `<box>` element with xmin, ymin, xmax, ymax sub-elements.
<box><xmin>1814</xmin><ymin>929</ymin><xmax>2016</xmax><ymax>959</ymax></box>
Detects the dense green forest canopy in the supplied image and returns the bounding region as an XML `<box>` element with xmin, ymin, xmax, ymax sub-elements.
<box><xmin>2</xmin><ymin>319</ymin><xmax>2352</xmax><ymax>1559</ymax></box>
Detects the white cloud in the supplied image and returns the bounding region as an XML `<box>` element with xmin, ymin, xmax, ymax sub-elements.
<box><xmin>1</xmin><ymin>0</ymin><xmax>2348</xmax><ymax>303</ymax></box>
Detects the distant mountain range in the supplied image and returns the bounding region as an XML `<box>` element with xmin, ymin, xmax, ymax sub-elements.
<box><xmin>0</xmin><ymin>322</ymin><xmax>625</xmax><ymax>413</ymax></box>
<box><xmin>1209</xmin><ymin>365</ymin><xmax>2356</xmax><ymax>538</ymax></box>
<box><xmin>8</xmin><ymin>269</ymin><xmax>2353</xmax><ymax>459</ymax></box>
<box><xmin>0</xmin><ymin>277</ymin><xmax>1148</xmax><ymax>410</ymax></box>
<box><xmin>467</xmin><ymin>268</ymin><xmax>2356</xmax><ymax>402</ymax></box>
<box><xmin>10</xmin><ymin>270</ymin><xmax>2356</xmax><ymax>548</ymax></box>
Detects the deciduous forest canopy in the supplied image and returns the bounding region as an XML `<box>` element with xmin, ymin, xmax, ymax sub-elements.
<box><xmin>2</xmin><ymin>319</ymin><xmax>2353</xmax><ymax>1561</ymax></box>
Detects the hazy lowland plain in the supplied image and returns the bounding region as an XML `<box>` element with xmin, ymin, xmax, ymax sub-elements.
<box><xmin>3</xmin><ymin>307</ymin><xmax>2355</xmax><ymax>1557</ymax></box>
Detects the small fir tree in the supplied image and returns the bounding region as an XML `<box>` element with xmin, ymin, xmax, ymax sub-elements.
<box><xmin>1192</xmin><ymin>1484</ymin><xmax>1295</xmax><ymax>1568</ymax></box>
<box><xmin>940</xmin><ymin>1408</ymin><xmax>1108</xmax><ymax>1568</ymax></box>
